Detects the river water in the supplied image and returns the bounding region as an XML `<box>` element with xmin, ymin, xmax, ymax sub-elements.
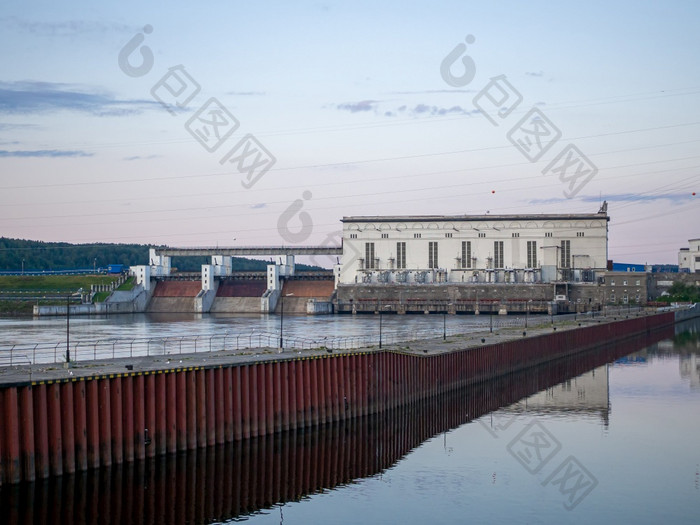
<box><xmin>0</xmin><ymin>312</ymin><xmax>532</xmax><ymax>363</ymax></box>
<box><xmin>1</xmin><ymin>316</ymin><xmax>699</xmax><ymax>524</ymax></box>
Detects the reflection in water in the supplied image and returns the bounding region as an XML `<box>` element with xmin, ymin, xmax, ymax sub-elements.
<box><xmin>507</xmin><ymin>365</ymin><xmax>610</xmax><ymax>425</ymax></box>
<box><xmin>0</xmin><ymin>328</ymin><xmax>677</xmax><ymax>524</ymax></box>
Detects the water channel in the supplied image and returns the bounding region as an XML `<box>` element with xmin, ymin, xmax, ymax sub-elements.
<box><xmin>1</xmin><ymin>315</ymin><xmax>698</xmax><ymax>523</ymax></box>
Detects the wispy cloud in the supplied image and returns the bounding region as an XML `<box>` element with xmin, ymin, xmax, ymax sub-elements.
<box><xmin>336</xmin><ymin>100</ymin><xmax>378</xmax><ymax>113</ymax></box>
<box><xmin>0</xmin><ymin>149</ymin><xmax>93</xmax><ymax>158</ymax></box>
<box><xmin>389</xmin><ymin>89</ymin><xmax>477</xmax><ymax>94</ymax></box>
<box><xmin>525</xmin><ymin>71</ymin><xmax>545</xmax><ymax>77</ymax></box>
<box><xmin>0</xmin><ymin>81</ymin><xmax>157</xmax><ymax>116</ymax></box>
<box><xmin>335</xmin><ymin>99</ymin><xmax>479</xmax><ymax>117</ymax></box>
<box><xmin>580</xmin><ymin>193</ymin><xmax>693</xmax><ymax>203</ymax></box>
<box><xmin>530</xmin><ymin>193</ymin><xmax>693</xmax><ymax>205</ymax></box>
<box><xmin>250</xmin><ymin>203</ymin><xmax>267</xmax><ymax>209</ymax></box>
<box><xmin>0</xmin><ymin>16</ymin><xmax>135</xmax><ymax>37</ymax></box>
<box><xmin>226</xmin><ymin>91</ymin><xmax>267</xmax><ymax>96</ymax></box>
<box><xmin>123</xmin><ymin>154</ymin><xmax>161</xmax><ymax>161</ymax></box>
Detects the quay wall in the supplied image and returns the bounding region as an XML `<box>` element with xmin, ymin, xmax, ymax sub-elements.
<box><xmin>0</xmin><ymin>312</ymin><xmax>676</xmax><ymax>486</ymax></box>
<box><xmin>2</xmin><ymin>327</ymin><xmax>670</xmax><ymax>523</ymax></box>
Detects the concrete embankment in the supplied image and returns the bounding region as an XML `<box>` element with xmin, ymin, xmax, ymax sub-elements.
<box><xmin>0</xmin><ymin>309</ymin><xmax>690</xmax><ymax>485</ymax></box>
<box><xmin>0</xmin><ymin>329</ymin><xmax>662</xmax><ymax>521</ymax></box>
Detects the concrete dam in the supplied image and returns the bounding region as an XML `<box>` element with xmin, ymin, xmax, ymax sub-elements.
<box><xmin>145</xmin><ymin>276</ymin><xmax>336</xmax><ymax>314</ymax></box>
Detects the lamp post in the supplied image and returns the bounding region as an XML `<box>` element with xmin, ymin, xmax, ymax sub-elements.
<box><xmin>66</xmin><ymin>293</ymin><xmax>70</xmax><ymax>364</ymax></box>
<box><xmin>443</xmin><ymin>303</ymin><xmax>453</xmax><ymax>341</ymax></box>
<box><xmin>279</xmin><ymin>292</ymin><xmax>294</xmax><ymax>350</ymax></box>
<box><xmin>379</xmin><ymin>304</ymin><xmax>390</xmax><ymax>348</ymax></box>
<box><xmin>65</xmin><ymin>288</ymin><xmax>82</xmax><ymax>365</ymax></box>
<box><xmin>526</xmin><ymin>299</ymin><xmax>532</xmax><ymax>328</ymax></box>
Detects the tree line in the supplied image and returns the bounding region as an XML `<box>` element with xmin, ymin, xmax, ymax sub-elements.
<box><xmin>0</xmin><ymin>237</ymin><xmax>319</xmax><ymax>272</ymax></box>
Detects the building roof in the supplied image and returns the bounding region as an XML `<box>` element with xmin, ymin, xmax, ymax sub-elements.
<box><xmin>341</xmin><ymin>212</ymin><xmax>609</xmax><ymax>223</ymax></box>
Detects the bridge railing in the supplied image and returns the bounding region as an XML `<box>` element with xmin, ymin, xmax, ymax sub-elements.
<box><xmin>0</xmin><ymin>306</ymin><xmax>650</xmax><ymax>366</ymax></box>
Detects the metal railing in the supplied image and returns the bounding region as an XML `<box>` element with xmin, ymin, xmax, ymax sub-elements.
<box><xmin>0</xmin><ymin>306</ymin><xmax>650</xmax><ymax>366</ymax></box>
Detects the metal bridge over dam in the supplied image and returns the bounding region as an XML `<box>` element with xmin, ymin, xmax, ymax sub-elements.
<box><xmin>131</xmin><ymin>246</ymin><xmax>343</xmax><ymax>315</ymax></box>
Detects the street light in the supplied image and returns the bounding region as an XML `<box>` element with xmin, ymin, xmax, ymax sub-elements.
<box><xmin>443</xmin><ymin>303</ymin><xmax>453</xmax><ymax>341</ymax></box>
<box><xmin>279</xmin><ymin>292</ymin><xmax>294</xmax><ymax>350</ymax></box>
<box><xmin>379</xmin><ymin>304</ymin><xmax>390</xmax><ymax>348</ymax></box>
<box><xmin>526</xmin><ymin>299</ymin><xmax>532</xmax><ymax>328</ymax></box>
<box><xmin>65</xmin><ymin>288</ymin><xmax>82</xmax><ymax>365</ymax></box>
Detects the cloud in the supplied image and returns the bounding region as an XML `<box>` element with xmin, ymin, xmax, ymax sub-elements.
<box><xmin>226</xmin><ymin>91</ymin><xmax>266</xmax><ymax>96</ymax></box>
<box><xmin>0</xmin><ymin>123</ymin><xmax>37</xmax><ymax>131</ymax></box>
<box><xmin>0</xmin><ymin>16</ymin><xmax>135</xmax><ymax>37</ymax></box>
<box><xmin>389</xmin><ymin>89</ymin><xmax>477</xmax><ymax>94</ymax></box>
<box><xmin>334</xmin><ymin>99</ymin><xmax>479</xmax><ymax>118</ymax></box>
<box><xmin>530</xmin><ymin>193</ymin><xmax>693</xmax><ymax>205</ymax></box>
<box><xmin>0</xmin><ymin>81</ymin><xmax>157</xmax><ymax>116</ymax></box>
<box><xmin>250</xmin><ymin>203</ymin><xmax>267</xmax><ymax>209</ymax></box>
<box><xmin>525</xmin><ymin>71</ymin><xmax>545</xmax><ymax>77</ymax></box>
<box><xmin>579</xmin><ymin>193</ymin><xmax>693</xmax><ymax>203</ymax></box>
<box><xmin>123</xmin><ymin>154</ymin><xmax>161</xmax><ymax>161</ymax></box>
<box><xmin>398</xmin><ymin>104</ymin><xmax>479</xmax><ymax>117</ymax></box>
<box><xmin>336</xmin><ymin>100</ymin><xmax>378</xmax><ymax>113</ymax></box>
<box><xmin>0</xmin><ymin>149</ymin><xmax>93</xmax><ymax>158</ymax></box>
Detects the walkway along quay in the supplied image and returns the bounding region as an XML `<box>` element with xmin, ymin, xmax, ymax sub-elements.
<box><xmin>0</xmin><ymin>306</ymin><xmax>696</xmax><ymax>486</ymax></box>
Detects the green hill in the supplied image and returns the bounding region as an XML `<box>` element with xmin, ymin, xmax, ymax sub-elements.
<box><xmin>0</xmin><ymin>237</ymin><xmax>321</xmax><ymax>272</ymax></box>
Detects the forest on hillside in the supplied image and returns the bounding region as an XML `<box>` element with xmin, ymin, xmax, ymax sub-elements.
<box><xmin>0</xmin><ymin>237</ymin><xmax>317</xmax><ymax>272</ymax></box>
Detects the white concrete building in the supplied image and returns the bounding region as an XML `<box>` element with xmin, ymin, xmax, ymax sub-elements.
<box><xmin>678</xmin><ymin>238</ymin><xmax>700</xmax><ymax>273</ymax></box>
<box><xmin>339</xmin><ymin>205</ymin><xmax>609</xmax><ymax>285</ymax></box>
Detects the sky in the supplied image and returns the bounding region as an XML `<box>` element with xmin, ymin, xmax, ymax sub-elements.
<box><xmin>0</xmin><ymin>0</ymin><xmax>699</xmax><ymax>266</ymax></box>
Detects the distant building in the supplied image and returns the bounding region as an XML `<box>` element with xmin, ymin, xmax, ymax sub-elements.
<box><xmin>600</xmin><ymin>272</ymin><xmax>647</xmax><ymax>305</ymax></box>
<box><xmin>339</xmin><ymin>205</ymin><xmax>609</xmax><ymax>286</ymax></box>
<box><xmin>611</xmin><ymin>262</ymin><xmax>646</xmax><ymax>272</ymax></box>
<box><xmin>678</xmin><ymin>239</ymin><xmax>700</xmax><ymax>273</ymax></box>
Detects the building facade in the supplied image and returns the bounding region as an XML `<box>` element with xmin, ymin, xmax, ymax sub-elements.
<box><xmin>678</xmin><ymin>239</ymin><xmax>700</xmax><ymax>273</ymax></box>
<box><xmin>339</xmin><ymin>206</ymin><xmax>609</xmax><ymax>286</ymax></box>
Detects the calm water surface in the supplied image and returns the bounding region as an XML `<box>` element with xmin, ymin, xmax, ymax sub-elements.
<box><xmin>1</xmin><ymin>316</ymin><xmax>698</xmax><ymax>524</ymax></box>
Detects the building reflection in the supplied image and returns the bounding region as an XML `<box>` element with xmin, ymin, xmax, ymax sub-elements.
<box><xmin>0</xmin><ymin>328</ymin><xmax>673</xmax><ymax>524</ymax></box>
<box><xmin>506</xmin><ymin>365</ymin><xmax>610</xmax><ymax>426</ymax></box>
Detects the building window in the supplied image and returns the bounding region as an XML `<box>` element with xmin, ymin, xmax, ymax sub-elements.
<box><xmin>545</xmin><ymin>232</ymin><xmax>553</xmax><ymax>238</ymax></box>
<box><xmin>577</xmin><ymin>232</ymin><xmax>585</xmax><ymax>237</ymax></box>
<box><xmin>365</xmin><ymin>242</ymin><xmax>375</xmax><ymax>269</ymax></box>
<box><xmin>560</xmin><ymin>240</ymin><xmax>571</xmax><ymax>268</ymax></box>
<box><xmin>636</xmin><ymin>279</ymin><xmax>641</xmax><ymax>286</ymax></box>
<box><xmin>623</xmin><ymin>279</ymin><xmax>628</xmax><ymax>286</ymax></box>
<box><xmin>445</xmin><ymin>232</ymin><xmax>453</xmax><ymax>238</ymax></box>
<box><xmin>527</xmin><ymin>241</ymin><xmax>537</xmax><ymax>268</ymax></box>
<box><xmin>512</xmin><ymin>232</ymin><xmax>519</xmax><ymax>238</ymax></box>
<box><xmin>414</xmin><ymin>233</ymin><xmax>421</xmax><ymax>239</ymax></box>
<box><xmin>428</xmin><ymin>242</ymin><xmax>438</xmax><ymax>269</ymax></box>
<box><xmin>461</xmin><ymin>241</ymin><xmax>472</xmax><ymax>269</ymax></box>
<box><xmin>610</xmin><ymin>279</ymin><xmax>615</xmax><ymax>286</ymax></box>
<box><xmin>381</xmin><ymin>233</ymin><xmax>389</xmax><ymax>239</ymax></box>
<box><xmin>610</xmin><ymin>293</ymin><xmax>615</xmax><ymax>302</ymax></box>
<box><xmin>478</xmin><ymin>232</ymin><xmax>486</xmax><ymax>238</ymax></box>
<box><xmin>396</xmin><ymin>242</ymin><xmax>406</xmax><ymax>269</ymax></box>
<box><xmin>349</xmin><ymin>233</ymin><xmax>357</xmax><ymax>239</ymax></box>
<box><xmin>494</xmin><ymin>241</ymin><xmax>504</xmax><ymax>269</ymax></box>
